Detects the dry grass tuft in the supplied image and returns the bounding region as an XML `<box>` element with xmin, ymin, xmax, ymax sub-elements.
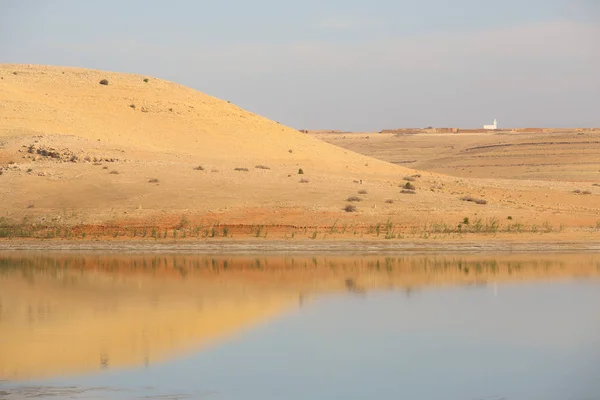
<box><xmin>234</xmin><ymin>167</ymin><xmax>249</xmax><ymax>172</ymax></box>
<box><xmin>460</xmin><ymin>195</ymin><xmax>488</xmax><ymax>205</ymax></box>
<box><xmin>109</xmin><ymin>170</ymin><xmax>119</xmax><ymax>175</ymax></box>
<box><xmin>193</xmin><ymin>165</ymin><xmax>204</xmax><ymax>171</ymax></box>
<box><xmin>255</xmin><ymin>165</ymin><xmax>270</xmax><ymax>170</ymax></box>
<box><xmin>148</xmin><ymin>178</ymin><xmax>159</xmax><ymax>183</ymax></box>
<box><xmin>99</xmin><ymin>79</ymin><xmax>109</xmax><ymax>86</ymax></box>
<box><xmin>347</xmin><ymin>196</ymin><xmax>362</xmax><ymax>202</ymax></box>
<box><xmin>385</xmin><ymin>199</ymin><xmax>394</xmax><ymax>204</ymax></box>
<box><xmin>358</xmin><ymin>189</ymin><xmax>368</xmax><ymax>195</ymax></box>
<box><xmin>401</xmin><ymin>189</ymin><xmax>416</xmax><ymax>195</ymax></box>
<box><xmin>344</xmin><ymin>205</ymin><xmax>357</xmax><ymax>212</ymax></box>
<box><xmin>403</xmin><ymin>182</ymin><xmax>416</xmax><ymax>190</ymax></box>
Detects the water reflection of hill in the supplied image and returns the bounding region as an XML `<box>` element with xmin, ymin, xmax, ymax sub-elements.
<box><xmin>1</xmin><ymin>253</ymin><xmax>599</xmax><ymax>380</ymax></box>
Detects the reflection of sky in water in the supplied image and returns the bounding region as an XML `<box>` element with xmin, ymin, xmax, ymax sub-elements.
<box><xmin>6</xmin><ymin>280</ymin><xmax>598</xmax><ymax>400</ymax></box>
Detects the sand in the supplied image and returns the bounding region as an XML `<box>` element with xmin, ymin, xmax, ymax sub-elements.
<box><xmin>1</xmin><ymin>64</ymin><xmax>600</xmax><ymax>243</ymax></box>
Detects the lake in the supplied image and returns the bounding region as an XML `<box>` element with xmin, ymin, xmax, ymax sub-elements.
<box><xmin>1</xmin><ymin>252</ymin><xmax>599</xmax><ymax>400</ymax></box>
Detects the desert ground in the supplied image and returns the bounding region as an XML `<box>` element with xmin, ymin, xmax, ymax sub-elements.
<box><xmin>1</xmin><ymin>64</ymin><xmax>599</xmax><ymax>242</ymax></box>
<box><xmin>311</xmin><ymin>130</ymin><xmax>600</xmax><ymax>181</ymax></box>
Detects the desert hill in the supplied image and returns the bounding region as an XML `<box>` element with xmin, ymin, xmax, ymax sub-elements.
<box><xmin>1</xmin><ymin>64</ymin><xmax>599</xmax><ymax>239</ymax></box>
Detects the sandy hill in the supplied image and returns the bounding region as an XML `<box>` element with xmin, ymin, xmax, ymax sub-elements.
<box><xmin>1</xmin><ymin>64</ymin><xmax>599</xmax><ymax>239</ymax></box>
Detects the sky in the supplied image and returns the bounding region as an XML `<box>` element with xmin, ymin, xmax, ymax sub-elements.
<box><xmin>1</xmin><ymin>0</ymin><xmax>599</xmax><ymax>130</ymax></box>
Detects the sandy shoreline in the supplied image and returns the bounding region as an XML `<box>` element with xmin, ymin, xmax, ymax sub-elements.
<box><xmin>1</xmin><ymin>239</ymin><xmax>600</xmax><ymax>255</ymax></box>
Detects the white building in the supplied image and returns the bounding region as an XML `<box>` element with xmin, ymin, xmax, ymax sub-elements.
<box><xmin>484</xmin><ymin>119</ymin><xmax>498</xmax><ymax>130</ymax></box>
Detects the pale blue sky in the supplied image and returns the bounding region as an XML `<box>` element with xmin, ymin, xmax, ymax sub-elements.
<box><xmin>2</xmin><ymin>0</ymin><xmax>599</xmax><ymax>130</ymax></box>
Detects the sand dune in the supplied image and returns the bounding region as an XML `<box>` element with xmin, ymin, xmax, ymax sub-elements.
<box><xmin>1</xmin><ymin>64</ymin><xmax>599</xmax><ymax>238</ymax></box>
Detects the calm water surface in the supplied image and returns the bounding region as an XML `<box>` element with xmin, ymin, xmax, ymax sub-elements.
<box><xmin>1</xmin><ymin>253</ymin><xmax>599</xmax><ymax>400</ymax></box>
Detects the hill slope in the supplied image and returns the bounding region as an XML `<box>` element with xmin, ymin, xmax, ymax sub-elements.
<box><xmin>1</xmin><ymin>64</ymin><xmax>599</xmax><ymax>239</ymax></box>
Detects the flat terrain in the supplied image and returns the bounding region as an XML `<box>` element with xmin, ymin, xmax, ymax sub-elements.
<box><xmin>312</xmin><ymin>131</ymin><xmax>600</xmax><ymax>181</ymax></box>
<box><xmin>1</xmin><ymin>64</ymin><xmax>600</xmax><ymax>241</ymax></box>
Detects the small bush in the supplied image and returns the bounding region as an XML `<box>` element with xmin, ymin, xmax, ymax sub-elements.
<box><xmin>347</xmin><ymin>196</ymin><xmax>362</xmax><ymax>202</ymax></box>
<box><xmin>463</xmin><ymin>217</ymin><xmax>470</xmax><ymax>225</ymax></box>
<box><xmin>385</xmin><ymin>199</ymin><xmax>394</xmax><ymax>204</ymax></box>
<box><xmin>130</xmin><ymin>104</ymin><xmax>136</xmax><ymax>109</ymax></box>
<box><xmin>27</xmin><ymin>168</ymin><xmax>33</xmax><ymax>173</ymax></box>
<box><xmin>109</xmin><ymin>170</ymin><xmax>119</xmax><ymax>175</ymax></box>
<box><xmin>401</xmin><ymin>189</ymin><xmax>416</xmax><ymax>194</ymax></box>
<box><xmin>99</xmin><ymin>79</ymin><xmax>109</xmax><ymax>85</ymax></box>
<box><xmin>593</xmin><ymin>183</ymin><xmax>600</xmax><ymax>187</ymax></box>
<box><xmin>582</xmin><ymin>190</ymin><xmax>592</xmax><ymax>195</ymax></box>
<box><xmin>143</xmin><ymin>78</ymin><xmax>149</xmax><ymax>83</ymax></box>
<box><xmin>255</xmin><ymin>165</ymin><xmax>270</xmax><ymax>170</ymax></box>
<box><xmin>403</xmin><ymin>176</ymin><xmax>416</xmax><ymax>182</ymax></box>
<box><xmin>299</xmin><ymin>178</ymin><xmax>309</xmax><ymax>183</ymax></box>
<box><xmin>344</xmin><ymin>205</ymin><xmax>357</xmax><ymax>212</ymax></box>
<box><xmin>403</xmin><ymin>182</ymin><xmax>416</xmax><ymax>190</ymax></box>
<box><xmin>507</xmin><ymin>216</ymin><xmax>513</xmax><ymax>220</ymax></box>
<box><xmin>298</xmin><ymin>168</ymin><xmax>304</xmax><ymax>174</ymax></box>
<box><xmin>148</xmin><ymin>178</ymin><xmax>159</xmax><ymax>183</ymax></box>
<box><xmin>194</xmin><ymin>165</ymin><xmax>205</xmax><ymax>171</ymax></box>
<box><xmin>460</xmin><ymin>196</ymin><xmax>487</xmax><ymax>205</ymax></box>
<box><xmin>102</xmin><ymin>166</ymin><xmax>108</xmax><ymax>170</ymax></box>
<box><xmin>358</xmin><ymin>189</ymin><xmax>368</xmax><ymax>195</ymax></box>
<box><xmin>288</xmin><ymin>149</ymin><xmax>293</xmax><ymax>153</ymax></box>
<box><xmin>234</xmin><ymin>167</ymin><xmax>249</xmax><ymax>172</ymax></box>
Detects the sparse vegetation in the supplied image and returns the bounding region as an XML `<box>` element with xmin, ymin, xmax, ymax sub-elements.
<box><xmin>102</xmin><ymin>166</ymin><xmax>108</xmax><ymax>170</ymax></box>
<box><xmin>344</xmin><ymin>205</ymin><xmax>357</xmax><ymax>212</ymax></box>
<box><xmin>109</xmin><ymin>170</ymin><xmax>119</xmax><ymax>175</ymax></box>
<box><xmin>401</xmin><ymin>189</ymin><xmax>416</xmax><ymax>194</ymax></box>
<box><xmin>99</xmin><ymin>79</ymin><xmax>109</xmax><ymax>86</ymax></box>
<box><xmin>385</xmin><ymin>199</ymin><xmax>394</xmax><ymax>204</ymax></box>
<box><xmin>403</xmin><ymin>176</ymin><xmax>416</xmax><ymax>182</ymax></box>
<box><xmin>255</xmin><ymin>165</ymin><xmax>270</xmax><ymax>170</ymax></box>
<box><xmin>299</xmin><ymin>178</ymin><xmax>309</xmax><ymax>183</ymax></box>
<box><xmin>143</xmin><ymin>78</ymin><xmax>149</xmax><ymax>83</ymax></box>
<box><xmin>288</xmin><ymin>149</ymin><xmax>293</xmax><ymax>153</ymax></box>
<box><xmin>347</xmin><ymin>196</ymin><xmax>362</xmax><ymax>202</ymax></box>
<box><xmin>148</xmin><ymin>178</ymin><xmax>159</xmax><ymax>183</ymax></box>
<box><xmin>460</xmin><ymin>196</ymin><xmax>487</xmax><ymax>205</ymax></box>
<box><xmin>298</xmin><ymin>168</ymin><xmax>304</xmax><ymax>174</ymax></box>
<box><xmin>358</xmin><ymin>189</ymin><xmax>368</xmax><ymax>195</ymax></box>
<box><xmin>234</xmin><ymin>167</ymin><xmax>249</xmax><ymax>172</ymax></box>
<box><xmin>27</xmin><ymin>168</ymin><xmax>33</xmax><ymax>173</ymax></box>
<box><xmin>593</xmin><ymin>183</ymin><xmax>600</xmax><ymax>187</ymax></box>
<box><xmin>463</xmin><ymin>217</ymin><xmax>470</xmax><ymax>225</ymax></box>
<box><xmin>403</xmin><ymin>182</ymin><xmax>416</xmax><ymax>190</ymax></box>
<box><xmin>507</xmin><ymin>216</ymin><xmax>513</xmax><ymax>220</ymax></box>
<box><xmin>194</xmin><ymin>165</ymin><xmax>205</xmax><ymax>171</ymax></box>
<box><xmin>130</xmin><ymin>104</ymin><xmax>136</xmax><ymax>109</ymax></box>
